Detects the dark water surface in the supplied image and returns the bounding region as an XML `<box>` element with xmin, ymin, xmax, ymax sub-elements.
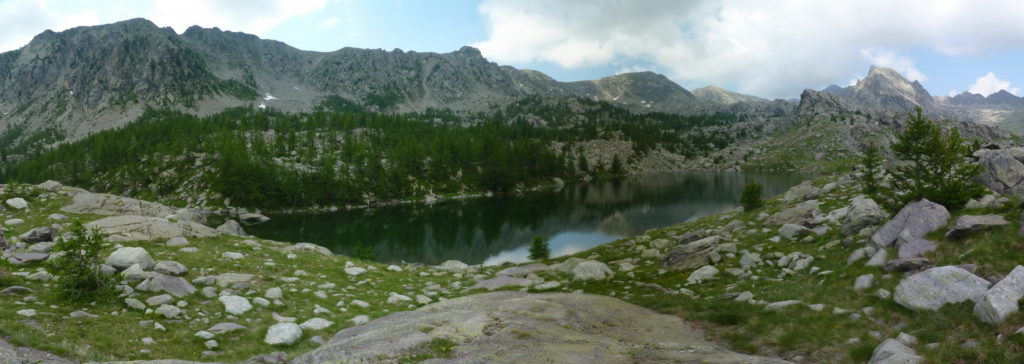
<box><xmin>246</xmin><ymin>171</ymin><xmax>807</xmax><ymax>265</ymax></box>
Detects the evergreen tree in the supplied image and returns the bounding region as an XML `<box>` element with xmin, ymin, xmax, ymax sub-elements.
<box><xmin>740</xmin><ymin>181</ymin><xmax>763</xmax><ymax>211</ymax></box>
<box><xmin>610</xmin><ymin>154</ymin><xmax>624</xmax><ymax>176</ymax></box>
<box><xmin>46</xmin><ymin>221</ymin><xmax>114</xmax><ymax>302</ymax></box>
<box><xmin>528</xmin><ymin>236</ymin><xmax>550</xmax><ymax>260</ymax></box>
<box><xmin>886</xmin><ymin>107</ymin><xmax>983</xmax><ymax>210</ymax></box>
<box><xmin>861</xmin><ymin>143</ymin><xmax>882</xmax><ymax>196</ymax></box>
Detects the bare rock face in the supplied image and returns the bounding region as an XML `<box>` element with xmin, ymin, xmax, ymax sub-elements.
<box><xmin>292</xmin><ymin>292</ymin><xmax>791</xmax><ymax>364</ymax></box>
<box><xmin>975</xmin><ymin>148</ymin><xmax>1024</xmax><ymax>195</ymax></box>
<box><xmin>86</xmin><ymin>215</ymin><xmax>220</xmax><ymax>242</ymax></box>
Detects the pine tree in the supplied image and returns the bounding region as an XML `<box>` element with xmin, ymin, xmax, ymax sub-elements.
<box><xmin>740</xmin><ymin>181</ymin><xmax>763</xmax><ymax>211</ymax></box>
<box><xmin>861</xmin><ymin>143</ymin><xmax>882</xmax><ymax>196</ymax></box>
<box><xmin>528</xmin><ymin>236</ymin><xmax>550</xmax><ymax>260</ymax></box>
<box><xmin>887</xmin><ymin>107</ymin><xmax>983</xmax><ymax>210</ymax></box>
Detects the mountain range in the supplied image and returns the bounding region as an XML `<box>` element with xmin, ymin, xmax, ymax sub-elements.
<box><xmin>1</xmin><ymin>17</ymin><xmax>1023</xmax><ymax>145</ymax></box>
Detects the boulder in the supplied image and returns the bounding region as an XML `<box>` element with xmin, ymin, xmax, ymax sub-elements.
<box><xmin>38</xmin><ymin>180</ymin><xmax>62</xmax><ymax>192</ymax></box>
<box><xmin>141</xmin><ymin>273</ymin><xmax>197</xmax><ymax>297</ymax></box>
<box><xmin>976</xmin><ymin>149</ymin><xmax>1024</xmax><ymax>195</ymax></box>
<box><xmin>974</xmin><ymin>265</ymin><xmax>1024</xmax><ymax>324</ymax></box>
<box><xmin>5</xmin><ymin>198</ymin><xmax>28</xmax><ymax>210</ymax></box>
<box><xmin>897</xmin><ymin>236</ymin><xmax>937</xmax><ymax>259</ymax></box>
<box><xmin>105</xmin><ymin>247</ymin><xmax>154</xmax><ymax>270</ymax></box>
<box><xmin>290</xmin><ymin>292</ymin><xmax>791</xmax><ymax>364</ymax></box>
<box><xmin>687</xmin><ymin>265</ymin><xmax>719</xmax><ymax>284</ymax></box>
<box><xmin>166</xmin><ymin>237</ymin><xmax>190</xmax><ymax>247</ymax></box>
<box><xmin>765</xmin><ymin>200</ymin><xmax>821</xmax><ymax>226</ymax></box>
<box><xmin>219</xmin><ymin>295</ymin><xmax>253</xmax><ymax>315</ymax></box>
<box><xmin>893</xmin><ymin>266</ymin><xmax>990</xmax><ymax>311</ymax></box>
<box><xmin>86</xmin><ymin>216</ymin><xmax>220</xmax><ymax>242</ymax></box>
<box><xmin>883</xmin><ymin>258</ymin><xmax>931</xmax><ymax>273</ymax></box>
<box><xmin>549</xmin><ymin>258</ymin><xmax>585</xmax><ymax>273</ymax></box>
<box><xmin>870</xmin><ymin>199</ymin><xmax>950</xmax><ymax>248</ymax></box>
<box><xmin>153</xmin><ymin>261</ymin><xmax>188</xmax><ymax>276</ymax></box>
<box><xmin>572</xmin><ymin>260</ymin><xmax>613</xmax><ymax>281</ymax></box>
<box><xmin>19</xmin><ymin>227</ymin><xmax>56</xmax><ymax>244</ymax></box>
<box><xmin>216</xmin><ymin>220</ymin><xmax>247</xmax><ymax>235</ymax></box>
<box><xmin>945</xmin><ymin>214</ymin><xmax>1010</xmax><ymax>239</ymax></box>
<box><xmin>675</xmin><ymin>229</ymin><xmax>709</xmax><ymax>245</ymax></box>
<box><xmin>868</xmin><ymin>338</ymin><xmax>922</xmax><ymax>364</ymax></box>
<box><xmin>239</xmin><ymin>213</ymin><xmax>270</xmax><ymax>224</ymax></box>
<box><xmin>282</xmin><ymin>242</ymin><xmax>333</xmax><ymax>256</ymax></box>
<box><xmin>155</xmin><ymin>304</ymin><xmax>182</xmax><ymax>319</ymax></box>
<box><xmin>7</xmin><ymin>252</ymin><xmax>48</xmax><ymax>265</ymax></box>
<box><xmin>778</xmin><ymin>224</ymin><xmax>809</xmax><ymax>240</ymax></box>
<box><xmin>265</xmin><ymin>323</ymin><xmax>302</xmax><ymax>346</ymax></box>
<box><xmin>663</xmin><ymin>236</ymin><xmax>722</xmax><ymax>271</ymax></box>
<box><xmin>209</xmin><ymin>322</ymin><xmax>246</xmax><ymax>335</ymax></box>
<box><xmin>439</xmin><ymin>260</ymin><xmax>470</xmax><ymax>272</ymax></box>
<box><xmin>842</xmin><ymin>196</ymin><xmax>887</xmax><ymax>235</ymax></box>
<box><xmin>782</xmin><ymin>182</ymin><xmax>820</xmax><ymax>202</ymax></box>
<box><xmin>300</xmin><ymin>318</ymin><xmax>334</xmax><ymax>331</ymax></box>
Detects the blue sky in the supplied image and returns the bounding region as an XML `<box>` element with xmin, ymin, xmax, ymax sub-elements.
<box><xmin>1</xmin><ymin>0</ymin><xmax>1024</xmax><ymax>99</ymax></box>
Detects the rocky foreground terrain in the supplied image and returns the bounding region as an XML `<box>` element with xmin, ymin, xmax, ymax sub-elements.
<box><xmin>5</xmin><ymin>144</ymin><xmax>1024</xmax><ymax>363</ymax></box>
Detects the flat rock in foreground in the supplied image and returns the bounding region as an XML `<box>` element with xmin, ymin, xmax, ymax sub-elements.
<box><xmin>292</xmin><ymin>291</ymin><xmax>791</xmax><ymax>364</ymax></box>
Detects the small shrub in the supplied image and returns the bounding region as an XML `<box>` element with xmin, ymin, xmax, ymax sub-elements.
<box><xmin>740</xmin><ymin>181</ymin><xmax>763</xmax><ymax>211</ymax></box>
<box><xmin>528</xmin><ymin>236</ymin><xmax>550</xmax><ymax>260</ymax></box>
<box><xmin>860</xmin><ymin>143</ymin><xmax>882</xmax><ymax>195</ymax></box>
<box><xmin>46</xmin><ymin>221</ymin><xmax>115</xmax><ymax>302</ymax></box>
<box><xmin>353</xmin><ymin>241</ymin><xmax>375</xmax><ymax>261</ymax></box>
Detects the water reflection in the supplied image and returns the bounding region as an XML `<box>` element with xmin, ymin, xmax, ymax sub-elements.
<box><xmin>246</xmin><ymin>171</ymin><xmax>807</xmax><ymax>265</ymax></box>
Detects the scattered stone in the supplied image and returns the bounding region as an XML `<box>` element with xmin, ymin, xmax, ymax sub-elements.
<box><xmin>868</xmin><ymin>338</ymin><xmax>922</xmax><ymax>364</ymax></box>
<box><xmin>534</xmin><ymin>281</ymin><xmax>561</xmax><ymax>290</ymax></box>
<box><xmin>765</xmin><ymin>300</ymin><xmax>802</xmax><ymax>311</ymax></box>
<box><xmin>662</xmin><ymin>236</ymin><xmax>722</xmax><ymax>271</ymax></box>
<box><xmin>69</xmin><ymin>310</ymin><xmax>98</xmax><ymax>318</ymax></box>
<box><xmin>842</xmin><ymin>196</ymin><xmax>887</xmax><ymax>235</ymax></box>
<box><xmin>7</xmin><ymin>252</ymin><xmax>47</xmax><ymax>266</ymax></box>
<box><xmin>349</xmin><ymin>315</ymin><xmax>369</xmax><ymax>325</ymax></box>
<box><xmin>20</xmin><ymin>227</ymin><xmax>56</xmax><ymax>243</ymax></box>
<box><xmin>204</xmin><ymin>340</ymin><xmax>218</xmax><ymax>349</ymax></box>
<box><xmin>253</xmin><ymin>297</ymin><xmax>271</xmax><ymax>307</ymax></box>
<box><xmin>471</xmin><ymin>276</ymin><xmax>533</xmax><ymax>291</ymax></box>
<box><xmin>155</xmin><ymin>304</ymin><xmax>182</xmax><ymax>319</ymax></box>
<box><xmin>387</xmin><ymin>293</ymin><xmax>412</xmax><ymax>304</ymax></box>
<box><xmin>734</xmin><ymin>291</ymin><xmax>754</xmax><ymax>302</ymax></box>
<box><xmin>282</xmin><ymin>242</ymin><xmax>333</xmax><ymax>256</ymax></box>
<box><xmin>143</xmin><ymin>273</ymin><xmax>197</xmax><ymax>297</ymax></box>
<box><xmin>208</xmin><ymin>322</ymin><xmax>246</xmax><ymax>335</ymax></box>
<box><xmin>945</xmin><ymin>215</ymin><xmax>1010</xmax><ymax>239</ymax></box>
<box><xmin>894</xmin><ymin>266</ymin><xmax>990</xmax><ymax>311</ymax></box>
<box><xmin>153</xmin><ymin>261</ymin><xmax>188</xmax><ymax>276</ymax></box>
<box><xmin>6</xmin><ymin>198</ymin><xmax>28</xmax><ymax>210</ymax></box>
<box><xmin>105</xmin><ymin>247</ymin><xmax>154</xmax><ymax>270</ymax></box>
<box><xmin>264</xmin><ymin>323</ymin><xmax>302</xmax><ymax>346</ymax></box>
<box><xmin>865</xmin><ymin>249</ymin><xmax>887</xmax><ymax>267</ymax></box>
<box><xmin>854</xmin><ymin>274</ymin><xmax>874</xmax><ymax>291</ymax></box>
<box><xmin>166</xmin><ymin>237</ymin><xmax>189</xmax><ymax>247</ymax></box>
<box><xmin>38</xmin><ymin>180</ymin><xmax>62</xmax><ymax>192</ymax></box>
<box><xmin>16</xmin><ymin>309</ymin><xmax>36</xmax><ymax>317</ymax></box>
<box><xmin>217</xmin><ymin>220</ymin><xmax>247</xmax><ymax>235</ymax></box>
<box><xmin>439</xmin><ymin>260</ymin><xmax>470</xmax><ymax>272</ymax></box>
<box><xmin>239</xmin><ymin>213</ymin><xmax>270</xmax><ymax>224</ymax></box>
<box><xmin>221</xmin><ymin>252</ymin><xmax>245</xmax><ymax>260</ymax></box>
<box><xmin>344</xmin><ymin>266</ymin><xmax>367</xmax><ymax>276</ymax></box>
<box><xmin>687</xmin><ymin>265</ymin><xmax>719</xmax><ymax>284</ymax></box>
<box><xmin>265</xmin><ymin>287</ymin><xmax>283</xmax><ymax>300</ymax></box>
<box><xmin>897</xmin><ymin>236</ymin><xmax>937</xmax><ymax>259</ymax></box>
<box><xmin>0</xmin><ymin>286</ymin><xmax>33</xmax><ymax>295</ymax></box>
<box><xmin>196</xmin><ymin>331</ymin><xmax>215</xmax><ymax>340</ymax></box>
<box><xmin>219</xmin><ymin>295</ymin><xmax>253</xmax><ymax>315</ymax></box>
<box><xmin>299</xmin><ymin>318</ymin><xmax>334</xmax><ymax>331</ymax></box>
<box><xmin>883</xmin><ymin>257</ymin><xmax>931</xmax><ymax>273</ymax></box>
<box><xmin>125</xmin><ymin>298</ymin><xmax>146</xmax><ymax>310</ymax></box>
<box><xmin>974</xmin><ymin>265</ymin><xmax>1024</xmax><ymax>324</ymax></box>
<box><xmin>766</xmin><ymin>200</ymin><xmax>821</xmax><ymax>226</ymax></box>
<box><xmin>26</xmin><ymin>271</ymin><xmax>53</xmax><ymax>281</ymax></box>
<box><xmin>145</xmin><ymin>294</ymin><xmax>173</xmax><ymax>307</ymax></box>
<box><xmin>350</xmin><ymin>300</ymin><xmax>370</xmax><ymax>308</ymax></box>
<box><xmin>779</xmin><ymin>224</ymin><xmax>809</xmax><ymax>240</ymax></box>
<box><xmin>783</xmin><ymin>182</ymin><xmax>820</xmax><ymax>202</ymax></box>
<box><xmin>572</xmin><ymin>260</ymin><xmax>613</xmax><ymax>281</ymax></box>
<box><xmin>877</xmin><ymin>289</ymin><xmax>892</xmax><ymax>300</ymax></box>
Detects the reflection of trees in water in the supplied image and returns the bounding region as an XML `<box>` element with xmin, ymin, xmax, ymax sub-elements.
<box><xmin>247</xmin><ymin>172</ymin><xmax>807</xmax><ymax>265</ymax></box>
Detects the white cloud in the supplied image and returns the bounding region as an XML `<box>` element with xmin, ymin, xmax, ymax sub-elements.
<box><xmin>0</xmin><ymin>0</ymin><xmax>100</xmax><ymax>52</ymax></box>
<box><xmin>859</xmin><ymin>49</ymin><xmax>927</xmax><ymax>82</ymax></box>
<box><xmin>148</xmin><ymin>0</ymin><xmax>328</xmax><ymax>35</ymax></box>
<box><xmin>474</xmin><ymin>0</ymin><xmax>1024</xmax><ymax>98</ymax></box>
<box><xmin>968</xmin><ymin>72</ymin><xmax>1020</xmax><ymax>96</ymax></box>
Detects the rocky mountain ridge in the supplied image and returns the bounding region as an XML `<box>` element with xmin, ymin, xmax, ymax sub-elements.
<box><xmin>0</xmin><ymin>18</ymin><xmax>721</xmax><ymax>141</ymax></box>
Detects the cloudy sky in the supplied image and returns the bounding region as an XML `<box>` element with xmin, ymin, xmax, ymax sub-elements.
<box><xmin>2</xmin><ymin>0</ymin><xmax>1023</xmax><ymax>99</ymax></box>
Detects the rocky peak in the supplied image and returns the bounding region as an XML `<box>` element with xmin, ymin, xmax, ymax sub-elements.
<box><xmin>843</xmin><ymin>65</ymin><xmax>935</xmax><ymax>112</ymax></box>
<box><xmin>796</xmin><ymin>89</ymin><xmax>850</xmax><ymax>116</ymax></box>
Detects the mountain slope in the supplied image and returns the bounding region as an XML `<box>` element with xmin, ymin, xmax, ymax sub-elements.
<box><xmin>0</xmin><ymin>19</ymin><xmax>705</xmax><ymax>142</ymax></box>
<box><xmin>692</xmin><ymin>85</ymin><xmax>767</xmax><ymax>104</ymax></box>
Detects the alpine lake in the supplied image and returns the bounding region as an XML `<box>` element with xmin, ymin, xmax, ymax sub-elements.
<box><xmin>245</xmin><ymin>171</ymin><xmax>808</xmax><ymax>266</ymax></box>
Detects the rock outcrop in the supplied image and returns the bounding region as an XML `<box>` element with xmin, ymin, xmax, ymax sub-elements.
<box><xmin>86</xmin><ymin>215</ymin><xmax>220</xmax><ymax>241</ymax></box>
<box><xmin>292</xmin><ymin>292</ymin><xmax>791</xmax><ymax>364</ymax></box>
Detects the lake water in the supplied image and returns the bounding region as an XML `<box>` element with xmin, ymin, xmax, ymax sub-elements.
<box><xmin>245</xmin><ymin>171</ymin><xmax>808</xmax><ymax>266</ymax></box>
